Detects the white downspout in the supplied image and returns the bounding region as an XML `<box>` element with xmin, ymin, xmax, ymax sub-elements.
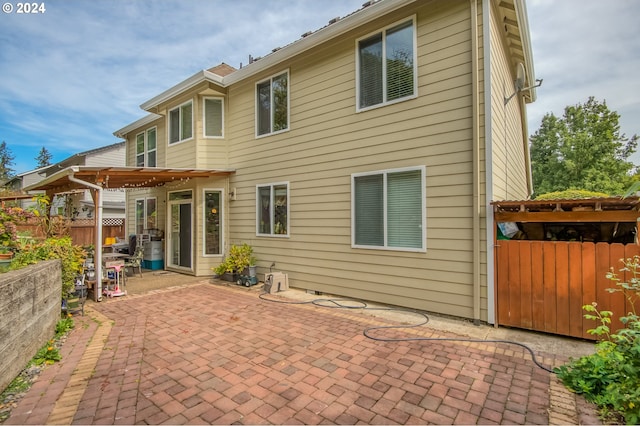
<box><xmin>470</xmin><ymin>0</ymin><xmax>481</xmax><ymax>325</ymax></box>
<box><xmin>67</xmin><ymin>167</ymin><xmax>104</xmax><ymax>302</ymax></box>
<box><xmin>483</xmin><ymin>0</ymin><xmax>496</xmax><ymax>325</ymax></box>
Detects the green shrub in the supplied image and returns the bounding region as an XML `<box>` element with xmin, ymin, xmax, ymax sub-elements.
<box><xmin>555</xmin><ymin>256</ymin><xmax>640</xmax><ymax>424</ymax></box>
<box><xmin>10</xmin><ymin>236</ymin><xmax>85</xmax><ymax>295</ymax></box>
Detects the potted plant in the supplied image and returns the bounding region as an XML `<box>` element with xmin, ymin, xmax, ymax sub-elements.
<box><xmin>0</xmin><ymin>246</ymin><xmax>14</xmax><ymax>267</ymax></box>
<box><xmin>213</xmin><ymin>243</ymin><xmax>257</xmax><ymax>282</ymax></box>
<box><xmin>213</xmin><ymin>258</ymin><xmax>235</xmax><ymax>282</ymax></box>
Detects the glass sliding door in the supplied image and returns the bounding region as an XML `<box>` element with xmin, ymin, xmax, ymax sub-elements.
<box><xmin>168</xmin><ymin>190</ymin><xmax>193</xmax><ymax>269</ymax></box>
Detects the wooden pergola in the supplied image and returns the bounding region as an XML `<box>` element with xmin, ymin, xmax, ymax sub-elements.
<box><xmin>25</xmin><ymin>166</ymin><xmax>235</xmax><ymax>301</ymax></box>
<box><xmin>29</xmin><ymin>166</ymin><xmax>235</xmax><ymax>192</ymax></box>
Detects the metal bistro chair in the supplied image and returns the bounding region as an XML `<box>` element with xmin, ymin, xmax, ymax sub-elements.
<box><xmin>125</xmin><ymin>246</ymin><xmax>144</xmax><ymax>278</ymax></box>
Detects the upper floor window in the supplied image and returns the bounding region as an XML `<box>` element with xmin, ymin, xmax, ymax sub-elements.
<box><xmin>352</xmin><ymin>166</ymin><xmax>425</xmax><ymax>251</ymax></box>
<box><xmin>257</xmin><ymin>182</ymin><xmax>289</xmax><ymax>236</ymax></box>
<box><xmin>169</xmin><ymin>100</ymin><xmax>193</xmax><ymax>144</ymax></box>
<box><xmin>256</xmin><ymin>71</ymin><xmax>289</xmax><ymax>137</ymax></box>
<box><xmin>135</xmin><ymin>127</ymin><xmax>157</xmax><ymax>167</ymax></box>
<box><xmin>203</xmin><ymin>97</ymin><xmax>224</xmax><ymax>138</ymax></box>
<box><xmin>357</xmin><ymin>17</ymin><xmax>417</xmax><ymax>111</ymax></box>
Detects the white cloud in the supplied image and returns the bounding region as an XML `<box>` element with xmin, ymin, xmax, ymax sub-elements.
<box><xmin>0</xmin><ymin>0</ymin><xmax>364</xmax><ymax>172</ymax></box>
<box><xmin>526</xmin><ymin>0</ymin><xmax>640</xmax><ymax>150</ymax></box>
<box><xmin>2</xmin><ymin>0</ymin><xmax>640</xmax><ymax>173</ymax></box>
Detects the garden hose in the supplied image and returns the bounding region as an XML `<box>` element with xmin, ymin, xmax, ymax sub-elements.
<box><xmin>258</xmin><ymin>292</ymin><xmax>556</xmax><ymax>373</ymax></box>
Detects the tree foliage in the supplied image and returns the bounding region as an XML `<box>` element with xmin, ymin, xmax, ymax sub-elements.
<box><xmin>530</xmin><ymin>97</ymin><xmax>638</xmax><ymax>197</ymax></box>
<box><xmin>0</xmin><ymin>141</ymin><xmax>15</xmax><ymax>183</ymax></box>
<box><xmin>35</xmin><ymin>147</ymin><xmax>53</xmax><ymax>168</ymax></box>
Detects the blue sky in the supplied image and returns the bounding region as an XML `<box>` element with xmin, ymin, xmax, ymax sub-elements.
<box><xmin>1</xmin><ymin>0</ymin><xmax>639</xmax><ymax>174</ymax></box>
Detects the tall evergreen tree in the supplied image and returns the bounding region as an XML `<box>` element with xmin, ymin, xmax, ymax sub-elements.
<box><xmin>35</xmin><ymin>146</ymin><xmax>53</xmax><ymax>168</ymax></box>
<box><xmin>530</xmin><ymin>97</ymin><xmax>638</xmax><ymax>197</ymax></box>
<box><xmin>0</xmin><ymin>141</ymin><xmax>15</xmax><ymax>183</ymax></box>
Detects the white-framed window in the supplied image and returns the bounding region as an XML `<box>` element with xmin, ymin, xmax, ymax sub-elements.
<box><xmin>256</xmin><ymin>182</ymin><xmax>289</xmax><ymax>236</ymax></box>
<box><xmin>135</xmin><ymin>127</ymin><xmax>157</xmax><ymax>167</ymax></box>
<box><xmin>203</xmin><ymin>97</ymin><xmax>224</xmax><ymax>138</ymax></box>
<box><xmin>203</xmin><ymin>189</ymin><xmax>223</xmax><ymax>256</ymax></box>
<box><xmin>256</xmin><ymin>70</ymin><xmax>289</xmax><ymax>137</ymax></box>
<box><xmin>168</xmin><ymin>100</ymin><xmax>193</xmax><ymax>144</ymax></box>
<box><xmin>351</xmin><ymin>166</ymin><xmax>425</xmax><ymax>251</ymax></box>
<box><xmin>356</xmin><ymin>16</ymin><xmax>417</xmax><ymax>111</ymax></box>
<box><xmin>135</xmin><ymin>197</ymin><xmax>157</xmax><ymax>234</ymax></box>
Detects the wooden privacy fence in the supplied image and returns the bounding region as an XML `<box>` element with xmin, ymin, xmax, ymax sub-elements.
<box><xmin>17</xmin><ymin>218</ymin><xmax>125</xmax><ymax>247</ymax></box>
<box><xmin>496</xmin><ymin>240</ymin><xmax>639</xmax><ymax>340</ymax></box>
<box><xmin>68</xmin><ymin>218</ymin><xmax>126</xmax><ymax>247</ymax></box>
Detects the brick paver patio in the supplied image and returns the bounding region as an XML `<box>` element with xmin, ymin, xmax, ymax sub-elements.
<box><xmin>4</xmin><ymin>281</ymin><xmax>600</xmax><ymax>425</ymax></box>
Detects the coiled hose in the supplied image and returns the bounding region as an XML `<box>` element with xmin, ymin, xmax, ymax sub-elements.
<box><xmin>258</xmin><ymin>292</ymin><xmax>555</xmax><ymax>373</ymax></box>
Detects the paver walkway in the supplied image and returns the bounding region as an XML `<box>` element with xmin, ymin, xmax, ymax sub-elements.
<box><xmin>4</xmin><ymin>281</ymin><xmax>601</xmax><ymax>425</ymax></box>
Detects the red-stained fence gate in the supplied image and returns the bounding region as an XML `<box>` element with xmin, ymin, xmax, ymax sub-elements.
<box><xmin>496</xmin><ymin>240</ymin><xmax>639</xmax><ymax>340</ymax></box>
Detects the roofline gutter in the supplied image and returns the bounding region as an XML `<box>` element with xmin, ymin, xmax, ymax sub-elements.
<box><xmin>113</xmin><ymin>113</ymin><xmax>162</xmax><ymax>138</ymax></box>
<box><xmin>514</xmin><ymin>0</ymin><xmax>536</xmax><ymax>102</ymax></box>
<box><xmin>136</xmin><ymin>0</ymin><xmax>416</xmax><ymax>113</ymax></box>
<box><xmin>140</xmin><ymin>70</ymin><xmax>224</xmax><ymax>111</ymax></box>
<box><xmin>66</xmin><ymin>166</ymin><xmax>104</xmax><ymax>302</ymax></box>
<box><xmin>223</xmin><ymin>0</ymin><xmax>415</xmax><ymax>86</ymax></box>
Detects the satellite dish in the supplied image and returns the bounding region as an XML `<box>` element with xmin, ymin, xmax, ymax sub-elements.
<box><xmin>515</xmin><ymin>62</ymin><xmax>526</xmax><ymax>91</ymax></box>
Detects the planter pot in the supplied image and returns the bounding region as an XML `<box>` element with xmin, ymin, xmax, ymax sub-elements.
<box><xmin>0</xmin><ymin>252</ymin><xmax>13</xmax><ymax>267</ymax></box>
<box><xmin>221</xmin><ymin>272</ymin><xmax>238</xmax><ymax>282</ymax></box>
<box><xmin>248</xmin><ymin>266</ymin><xmax>257</xmax><ymax>277</ymax></box>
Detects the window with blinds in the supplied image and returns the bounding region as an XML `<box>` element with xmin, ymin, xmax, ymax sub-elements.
<box><xmin>352</xmin><ymin>166</ymin><xmax>425</xmax><ymax>251</ymax></box>
<box><xmin>357</xmin><ymin>17</ymin><xmax>416</xmax><ymax>111</ymax></box>
<box><xmin>204</xmin><ymin>97</ymin><xmax>224</xmax><ymax>138</ymax></box>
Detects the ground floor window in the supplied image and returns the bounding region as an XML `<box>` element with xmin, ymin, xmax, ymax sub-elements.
<box><xmin>352</xmin><ymin>166</ymin><xmax>425</xmax><ymax>251</ymax></box>
<box><xmin>257</xmin><ymin>182</ymin><xmax>289</xmax><ymax>236</ymax></box>
<box><xmin>204</xmin><ymin>190</ymin><xmax>221</xmax><ymax>255</ymax></box>
<box><xmin>135</xmin><ymin>197</ymin><xmax>157</xmax><ymax>234</ymax></box>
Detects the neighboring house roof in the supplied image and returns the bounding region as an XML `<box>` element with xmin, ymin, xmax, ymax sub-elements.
<box><xmin>42</xmin><ymin>141</ymin><xmax>125</xmax><ymax>176</ymax></box>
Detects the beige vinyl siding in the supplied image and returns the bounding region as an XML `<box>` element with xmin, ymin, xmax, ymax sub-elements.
<box><xmin>489</xmin><ymin>1</ymin><xmax>529</xmax><ymax>200</ymax></box>
<box><xmin>223</xmin><ymin>0</ymin><xmax>480</xmax><ymax>318</ymax></box>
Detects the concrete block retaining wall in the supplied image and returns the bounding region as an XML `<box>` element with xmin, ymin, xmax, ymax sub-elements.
<box><xmin>0</xmin><ymin>260</ymin><xmax>61</xmax><ymax>393</ymax></box>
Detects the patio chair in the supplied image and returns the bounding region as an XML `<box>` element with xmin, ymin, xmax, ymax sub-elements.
<box><xmin>125</xmin><ymin>246</ymin><xmax>144</xmax><ymax>278</ymax></box>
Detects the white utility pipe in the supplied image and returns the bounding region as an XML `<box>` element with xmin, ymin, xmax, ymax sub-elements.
<box><xmin>67</xmin><ymin>167</ymin><xmax>104</xmax><ymax>302</ymax></box>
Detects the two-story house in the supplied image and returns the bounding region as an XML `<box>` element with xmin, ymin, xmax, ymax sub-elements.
<box><xmin>35</xmin><ymin>0</ymin><xmax>537</xmax><ymax>325</ymax></box>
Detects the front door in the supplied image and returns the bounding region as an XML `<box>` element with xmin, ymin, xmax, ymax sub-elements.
<box><xmin>168</xmin><ymin>190</ymin><xmax>193</xmax><ymax>269</ymax></box>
